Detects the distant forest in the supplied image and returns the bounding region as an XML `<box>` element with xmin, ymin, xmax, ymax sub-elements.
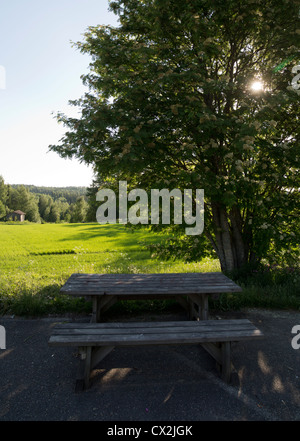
<box><xmin>0</xmin><ymin>176</ymin><xmax>99</xmax><ymax>223</ymax></box>
<box><xmin>11</xmin><ymin>184</ymin><xmax>87</xmax><ymax>204</ymax></box>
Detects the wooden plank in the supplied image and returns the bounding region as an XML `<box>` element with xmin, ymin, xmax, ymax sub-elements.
<box><xmin>63</xmin><ymin>284</ymin><xmax>240</xmax><ymax>289</ymax></box>
<box><xmin>66</xmin><ymin>273</ymin><xmax>234</xmax><ymax>281</ymax></box>
<box><xmin>63</xmin><ymin>278</ymin><xmax>239</xmax><ymax>284</ymax></box>
<box><xmin>51</xmin><ymin>319</ymin><xmax>254</xmax><ymax>331</ymax></box>
<box><xmin>62</xmin><ymin>276</ymin><xmax>221</xmax><ymax>282</ymax></box>
<box><xmin>51</xmin><ymin>319</ymin><xmax>255</xmax><ymax>331</ymax></box>
<box><xmin>50</xmin><ymin>323</ymin><xmax>258</xmax><ymax>337</ymax></box>
<box><xmin>50</xmin><ymin>324</ymin><xmax>262</xmax><ymax>339</ymax></box>
<box><xmin>49</xmin><ymin>329</ymin><xmax>263</xmax><ymax>347</ymax></box>
<box><xmin>69</xmin><ymin>273</ymin><xmax>208</xmax><ymax>276</ymax></box>
<box><xmin>65</xmin><ymin>279</ymin><xmax>238</xmax><ymax>287</ymax></box>
<box><xmin>67</xmin><ymin>272</ymin><xmax>227</xmax><ymax>278</ymax></box>
<box><xmin>63</xmin><ymin>285</ymin><xmax>240</xmax><ymax>290</ymax></box>
<box><xmin>77</xmin><ymin>278</ymin><xmax>238</xmax><ymax>283</ymax></box>
<box><xmin>64</xmin><ymin>280</ymin><xmax>240</xmax><ymax>287</ymax></box>
<box><xmin>62</xmin><ymin>318</ymin><xmax>252</xmax><ymax>327</ymax></box>
<box><xmin>62</xmin><ymin>276</ymin><xmax>241</xmax><ymax>285</ymax></box>
<box><xmin>61</xmin><ymin>288</ymin><xmax>242</xmax><ymax>296</ymax></box>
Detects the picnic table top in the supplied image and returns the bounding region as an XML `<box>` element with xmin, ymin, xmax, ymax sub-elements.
<box><xmin>60</xmin><ymin>272</ymin><xmax>242</xmax><ymax>297</ymax></box>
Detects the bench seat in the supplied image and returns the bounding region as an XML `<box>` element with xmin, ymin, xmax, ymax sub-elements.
<box><xmin>49</xmin><ymin>319</ymin><xmax>263</xmax><ymax>390</ymax></box>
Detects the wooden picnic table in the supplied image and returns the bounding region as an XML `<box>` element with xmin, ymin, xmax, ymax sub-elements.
<box><xmin>51</xmin><ymin>273</ymin><xmax>264</xmax><ymax>389</ymax></box>
<box><xmin>60</xmin><ymin>272</ymin><xmax>242</xmax><ymax>322</ymax></box>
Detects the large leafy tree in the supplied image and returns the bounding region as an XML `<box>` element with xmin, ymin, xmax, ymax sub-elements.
<box><xmin>50</xmin><ymin>0</ymin><xmax>300</xmax><ymax>272</ymax></box>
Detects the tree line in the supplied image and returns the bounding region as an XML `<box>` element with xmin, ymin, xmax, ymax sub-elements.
<box><xmin>0</xmin><ymin>176</ymin><xmax>98</xmax><ymax>223</ymax></box>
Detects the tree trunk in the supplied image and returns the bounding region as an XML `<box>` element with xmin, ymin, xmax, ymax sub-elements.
<box><xmin>210</xmin><ymin>202</ymin><xmax>247</xmax><ymax>272</ymax></box>
<box><xmin>229</xmin><ymin>206</ymin><xmax>247</xmax><ymax>268</ymax></box>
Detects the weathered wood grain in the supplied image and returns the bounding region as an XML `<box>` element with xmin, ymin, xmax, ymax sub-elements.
<box><xmin>60</xmin><ymin>273</ymin><xmax>243</xmax><ymax>297</ymax></box>
<box><xmin>51</xmin><ymin>318</ymin><xmax>252</xmax><ymax>329</ymax></box>
<box><xmin>49</xmin><ymin>319</ymin><xmax>263</xmax><ymax>347</ymax></box>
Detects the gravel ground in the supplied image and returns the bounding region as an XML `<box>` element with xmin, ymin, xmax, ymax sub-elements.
<box><xmin>0</xmin><ymin>307</ymin><xmax>299</xmax><ymax>422</ymax></box>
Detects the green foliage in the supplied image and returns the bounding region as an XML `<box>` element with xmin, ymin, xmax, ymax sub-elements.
<box><xmin>70</xmin><ymin>195</ymin><xmax>89</xmax><ymax>222</ymax></box>
<box><xmin>0</xmin><ymin>176</ymin><xmax>8</xmax><ymax>205</ymax></box>
<box><xmin>85</xmin><ymin>180</ymin><xmax>101</xmax><ymax>222</ymax></box>
<box><xmin>14</xmin><ymin>184</ymin><xmax>87</xmax><ymax>204</ymax></box>
<box><xmin>6</xmin><ymin>185</ymin><xmax>41</xmax><ymax>222</ymax></box>
<box><xmin>49</xmin><ymin>0</ymin><xmax>300</xmax><ymax>272</ymax></box>
<box><xmin>0</xmin><ymin>176</ymin><xmax>9</xmax><ymax>219</ymax></box>
<box><xmin>0</xmin><ymin>200</ymin><xmax>6</xmax><ymax>219</ymax></box>
<box><xmin>211</xmin><ymin>263</ymin><xmax>300</xmax><ymax>311</ymax></box>
<box><xmin>25</xmin><ymin>184</ymin><xmax>89</xmax><ymax>223</ymax></box>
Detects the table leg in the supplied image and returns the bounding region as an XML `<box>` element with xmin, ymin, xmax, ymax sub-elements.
<box><xmin>221</xmin><ymin>341</ymin><xmax>231</xmax><ymax>383</ymax></box>
<box><xmin>200</xmin><ymin>294</ymin><xmax>208</xmax><ymax>320</ymax></box>
<box><xmin>91</xmin><ymin>296</ymin><xmax>118</xmax><ymax>322</ymax></box>
<box><xmin>187</xmin><ymin>297</ymin><xmax>196</xmax><ymax>320</ymax></box>
<box><xmin>188</xmin><ymin>294</ymin><xmax>209</xmax><ymax>320</ymax></box>
<box><xmin>75</xmin><ymin>345</ymin><xmax>115</xmax><ymax>391</ymax></box>
<box><xmin>76</xmin><ymin>346</ymin><xmax>92</xmax><ymax>391</ymax></box>
<box><xmin>91</xmin><ymin>297</ymin><xmax>101</xmax><ymax>323</ymax></box>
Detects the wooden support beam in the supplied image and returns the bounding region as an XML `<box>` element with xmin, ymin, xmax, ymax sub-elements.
<box><xmin>100</xmin><ymin>296</ymin><xmax>118</xmax><ymax>314</ymax></box>
<box><xmin>174</xmin><ymin>295</ymin><xmax>189</xmax><ymax>312</ymax></box>
<box><xmin>75</xmin><ymin>345</ymin><xmax>115</xmax><ymax>391</ymax></box>
<box><xmin>91</xmin><ymin>345</ymin><xmax>115</xmax><ymax>369</ymax></box>
<box><xmin>201</xmin><ymin>341</ymin><xmax>232</xmax><ymax>382</ymax></box>
<box><xmin>189</xmin><ymin>294</ymin><xmax>209</xmax><ymax>320</ymax></box>
<box><xmin>201</xmin><ymin>342</ymin><xmax>222</xmax><ymax>365</ymax></box>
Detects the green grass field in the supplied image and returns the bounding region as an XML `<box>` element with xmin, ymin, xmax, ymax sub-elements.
<box><xmin>0</xmin><ymin>223</ymin><xmax>299</xmax><ymax>316</ymax></box>
<box><xmin>0</xmin><ymin>222</ymin><xmax>220</xmax><ymax>315</ymax></box>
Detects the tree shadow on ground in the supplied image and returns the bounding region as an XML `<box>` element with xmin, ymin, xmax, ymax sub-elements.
<box><xmin>216</xmin><ymin>309</ymin><xmax>300</xmax><ymax>420</ymax></box>
<box><xmin>59</xmin><ymin>223</ymin><xmax>164</xmax><ymax>244</ymax></box>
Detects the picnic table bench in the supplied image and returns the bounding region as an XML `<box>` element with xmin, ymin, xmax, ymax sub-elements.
<box><xmin>49</xmin><ymin>272</ymin><xmax>264</xmax><ymax>390</ymax></box>
<box><xmin>49</xmin><ymin>319</ymin><xmax>263</xmax><ymax>389</ymax></box>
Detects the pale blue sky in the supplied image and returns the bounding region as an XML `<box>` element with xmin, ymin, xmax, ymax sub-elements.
<box><xmin>0</xmin><ymin>0</ymin><xmax>119</xmax><ymax>187</ymax></box>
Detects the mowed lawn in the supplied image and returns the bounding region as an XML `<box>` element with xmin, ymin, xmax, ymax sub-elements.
<box><xmin>0</xmin><ymin>223</ymin><xmax>220</xmax><ymax>315</ymax></box>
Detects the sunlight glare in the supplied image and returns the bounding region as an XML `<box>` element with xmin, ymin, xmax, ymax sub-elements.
<box><xmin>251</xmin><ymin>80</ymin><xmax>264</xmax><ymax>92</ymax></box>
